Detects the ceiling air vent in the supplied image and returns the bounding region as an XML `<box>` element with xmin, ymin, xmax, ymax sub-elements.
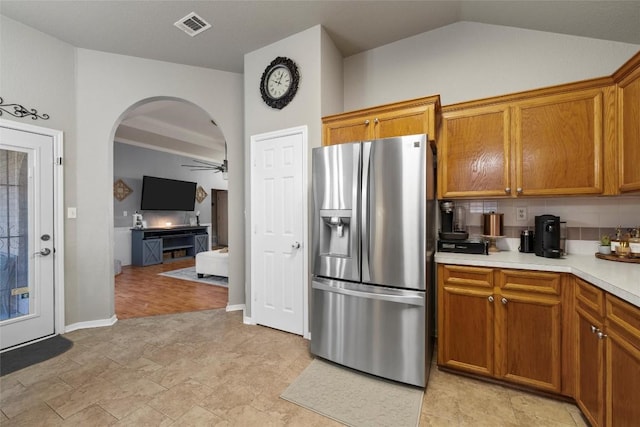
<box><xmin>174</xmin><ymin>12</ymin><xmax>211</xmax><ymax>37</ymax></box>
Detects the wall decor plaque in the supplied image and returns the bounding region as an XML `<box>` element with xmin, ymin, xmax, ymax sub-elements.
<box><xmin>196</xmin><ymin>185</ymin><xmax>208</xmax><ymax>203</ymax></box>
<box><xmin>113</xmin><ymin>179</ymin><xmax>133</xmax><ymax>201</ymax></box>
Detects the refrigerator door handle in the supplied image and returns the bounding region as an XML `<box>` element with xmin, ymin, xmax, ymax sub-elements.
<box><xmin>361</xmin><ymin>141</ymin><xmax>371</xmax><ymax>282</ymax></box>
<box><xmin>312</xmin><ymin>279</ymin><xmax>424</xmax><ymax>306</ymax></box>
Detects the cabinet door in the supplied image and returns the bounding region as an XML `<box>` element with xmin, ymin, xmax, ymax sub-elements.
<box><xmin>194</xmin><ymin>234</ymin><xmax>209</xmax><ymax>254</ymax></box>
<box><xmin>617</xmin><ymin>68</ymin><xmax>640</xmax><ymax>193</ymax></box>
<box><xmin>438</xmin><ymin>105</ymin><xmax>511</xmax><ymax>198</ymax></box>
<box><xmin>373</xmin><ymin>105</ymin><xmax>432</xmax><ymax>140</ymax></box>
<box><xmin>513</xmin><ymin>89</ymin><xmax>604</xmax><ymax>196</ymax></box>
<box><xmin>323</xmin><ymin>115</ymin><xmax>372</xmax><ymax>146</ymax></box>
<box><xmin>437</xmin><ymin>265</ymin><xmax>495</xmax><ymax>377</ymax></box>
<box><xmin>496</xmin><ymin>270</ymin><xmax>562</xmax><ymax>393</ymax></box>
<box><xmin>142</xmin><ymin>238</ymin><xmax>162</xmax><ymax>266</ymax></box>
<box><xmin>576</xmin><ymin>307</ymin><xmax>605</xmax><ymax>427</ymax></box>
<box><xmin>605</xmin><ymin>294</ymin><xmax>640</xmax><ymax>427</ymax></box>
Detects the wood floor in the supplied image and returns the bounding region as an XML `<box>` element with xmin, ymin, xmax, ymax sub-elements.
<box><xmin>115</xmin><ymin>258</ymin><xmax>228</xmax><ymax>319</ymax></box>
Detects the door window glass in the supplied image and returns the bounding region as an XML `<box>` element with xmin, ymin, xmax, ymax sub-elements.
<box><xmin>0</xmin><ymin>149</ymin><xmax>29</xmax><ymax>320</ymax></box>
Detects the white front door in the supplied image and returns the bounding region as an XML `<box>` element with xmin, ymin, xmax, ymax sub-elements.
<box><xmin>0</xmin><ymin>123</ymin><xmax>57</xmax><ymax>350</ymax></box>
<box><xmin>251</xmin><ymin>126</ymin><xmax>307</xmax><ymax>336</ymax></box>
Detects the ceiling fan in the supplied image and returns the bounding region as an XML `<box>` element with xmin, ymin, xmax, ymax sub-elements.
<box><xmin>181</xmin><ymin>120</ymin><xmax>228</xmax><ymax>178</ymax></box>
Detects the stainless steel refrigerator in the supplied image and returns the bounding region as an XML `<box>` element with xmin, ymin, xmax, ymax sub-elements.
<box><xmin>310</xmin><ymin>134</ymin><xmax>435</xmax><ymax>387</ymax></box>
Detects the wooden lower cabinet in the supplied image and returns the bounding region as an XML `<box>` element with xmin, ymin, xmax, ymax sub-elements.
<box><xmin>574</xmin><ymin>277</ymin><xmax>640</xmax><ymax>427</ymax></box>
<box><xmin>437</xmin><ymin>265</ymin><xmax>563</xmax><ymax>393</ymax></box>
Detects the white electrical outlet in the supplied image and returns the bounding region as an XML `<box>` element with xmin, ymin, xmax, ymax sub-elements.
<box><xmin>516</xmin><ymin>207</ymin><xmax>527</xmax><ymax>221</ymax></box>
<box><xmin>67</xmin><ymin>207</ymin><xmax>77</xmax><ymax>219</ymax></box>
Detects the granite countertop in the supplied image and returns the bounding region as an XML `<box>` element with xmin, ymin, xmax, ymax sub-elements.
<box><xmin>435</xmin><ymin>251</ymin><xmax>640</xmax><ymax>308</ymax></box>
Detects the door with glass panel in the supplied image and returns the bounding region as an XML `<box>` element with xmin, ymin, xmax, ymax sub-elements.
<box><xmin>0</xmin><ymin>126</ymin><xmax>55</xmax><ymax>351</ymax></box>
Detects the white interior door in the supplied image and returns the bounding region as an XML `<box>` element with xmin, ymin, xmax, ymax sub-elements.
<box><xmin>251</xmin><ymin>126</ymin><xmax>307</xmax><ymax>336</ymax></box>
<box><xmin>0</xmin><ymin>124</ymin><xmax>56</xmax><ymax>350</ymax></box>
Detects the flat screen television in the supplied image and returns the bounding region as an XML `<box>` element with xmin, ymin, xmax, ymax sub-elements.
<box><xmin>140</xmin><ymin>175</ymin><xmax>197</xmax><ymax>211</ymax></box>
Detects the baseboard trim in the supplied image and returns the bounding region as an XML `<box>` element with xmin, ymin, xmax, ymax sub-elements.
<box><xmin>64</xmin><ymin>315</ymin><xmax>118</xmax><ymax>333</ymax></box>
<box><xmin>226</xmin><ymin>303</ymin><xmax>245</xmax><ymax>312</ymax></box>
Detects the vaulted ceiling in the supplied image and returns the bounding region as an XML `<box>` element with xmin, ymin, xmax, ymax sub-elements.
<box><xmin>3</xmin><ymin>1</ymin><xmax>639</xmax><ymax>161</ymax></box>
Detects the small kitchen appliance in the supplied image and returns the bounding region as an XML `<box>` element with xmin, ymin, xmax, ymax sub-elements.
<box><xmin>534</xmin><ymin>215</ymin><xmax>562</xmax><ymax>258</ymax></box>
<box><xmin>519</xmin><ymin>229</ymin><xmax>535</xmax><ymax>253</ymax></box>
<box><xmin>439</xmin><ymin>201</ymin><xmax>468</xmax><ymax>240</ymax></box>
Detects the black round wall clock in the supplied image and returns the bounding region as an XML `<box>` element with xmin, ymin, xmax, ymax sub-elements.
<box><xmin>260</xmin><ymin>56</ymin><xmax>300</xmax><ymax>110</ymax></box>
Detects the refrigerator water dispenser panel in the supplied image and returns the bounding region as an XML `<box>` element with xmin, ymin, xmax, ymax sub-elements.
<box><xmin>320</xmin><ymin>209</ymin><xmax>352</xmax><ymax>257</ymax></box>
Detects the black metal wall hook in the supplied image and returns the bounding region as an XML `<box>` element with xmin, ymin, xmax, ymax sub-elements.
<box><xmin>0</xmin><ymin>97</ymin><xmax>49</xmax><ymax>120</ymax></box>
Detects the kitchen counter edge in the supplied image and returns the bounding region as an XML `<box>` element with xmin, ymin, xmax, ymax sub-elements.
<box><xmin>435</xmin><ymin>252</ymin><xmax>640</xmax><ymax>308</ymax></box>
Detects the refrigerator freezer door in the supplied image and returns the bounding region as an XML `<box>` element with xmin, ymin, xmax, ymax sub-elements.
<box><xmin>362</xmin><ymin>134</ymin><xmax>427</xmax><ymax>290</ymax></box>
<box><xmin>312</xmin><ymin>143</ymin><xmax>361</xmax><ymax>282</ymax></box>
<box><xmin>310</xmin><ymin>277</ymin><xmax>427</xmax><ymax>387</ymax></box>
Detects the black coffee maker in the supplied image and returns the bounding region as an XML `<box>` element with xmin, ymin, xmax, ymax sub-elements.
<box><xmin>534</xmin><ymin>215</ymin><xmax>562</xmax><ymax>258</ymax></box>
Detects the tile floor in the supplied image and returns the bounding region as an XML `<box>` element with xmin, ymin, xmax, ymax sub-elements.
<box><xmin>1</xmin><ymin>309</ymin><xmax>587</xmax><ymax>426</ymax></box>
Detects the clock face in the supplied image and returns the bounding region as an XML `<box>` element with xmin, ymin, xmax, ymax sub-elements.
<box><xmin>266</xmin><ymin>66</ymin><xmax>291</xmax><ymax>99</ymax></box>
<box><xmin>260</xmin><ymin>57</ymin><xmax>299</xmax><ymax>110</ymax></box>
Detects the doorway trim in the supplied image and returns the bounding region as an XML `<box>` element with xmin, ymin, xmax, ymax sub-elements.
<box><xmin>249</xmin><ymin>125</ymin><xmax>309</xmax><ymax>338</ymax></box>
<box><xmin>0</xmin><ymin>118</ymin><xmax>65</xmax><ymax>341</ymax></box>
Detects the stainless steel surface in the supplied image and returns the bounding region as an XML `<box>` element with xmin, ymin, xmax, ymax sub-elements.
<box><xmin>310</xmin><ymin>134</ymin><xmax>434</xmax><ymax>388</ymax></box>
<box><xmin>312</xmin><ymin>143</ymin><xmax>361</xmax><ymax>282</ymax></box>
<box><xmin>310</xmin><ymin>277</ymin><xmax>427</xmax><ymax>387</ymax></box>
<box><xmin>362</xmin><ymin>135</ymin><xmax>427</xmax><ymax>290</ymax></box>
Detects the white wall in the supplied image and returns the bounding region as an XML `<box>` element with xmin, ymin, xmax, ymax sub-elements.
<box><xmin>72</xmin><ymin>50</ymin><xmax>243</xmax><ymax>324</ymax></box>
<box><xmin>0</xmin><ymin>16</ymin><xmax>80</xmax><ymax>325</ymax></box>
<box><xmin>344</xmin><ymin>22</ymin><xmax>640</xmax><ymax>109</ymax></box>
<box><xmin>243</xmin><ymin>25</ymin><xmax>342</xmax><ymax>316</ymax></box>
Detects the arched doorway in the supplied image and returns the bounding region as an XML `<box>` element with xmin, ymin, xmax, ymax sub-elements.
<box><xmin>111</xmin><ymin>97</ymin><xmax>230</xmax><ymax>319</ymax></box>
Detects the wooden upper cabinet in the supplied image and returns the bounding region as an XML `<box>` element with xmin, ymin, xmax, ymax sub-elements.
<box><xmin>513</xmin><ymin>88</ymin><xmax>605</xmax><ymax>196</ymax></box>
<box><xmin>322</xmin><ymin>95</ymin><xmax>440</xmax><ymax>146</ymax></box>
<box><xmin>438</xmin><ymin>82</ymin><xmax>613</xmax><ymax>199</ymax></box>
<box><xmin>439</xmin><ymin>104</ymin><xmax>511</xmax><ymax>198</ymax></box>
<box><xmin>614</xmin><ymin>52</ymin><xmax>640</xmax><ymax>193</ymax></box>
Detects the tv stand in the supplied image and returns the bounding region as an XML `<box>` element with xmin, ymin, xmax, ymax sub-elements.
<box><xmin>131</xmin><ymin>226</ymin><xmax>208</xmax><ymax>266</ymax></box>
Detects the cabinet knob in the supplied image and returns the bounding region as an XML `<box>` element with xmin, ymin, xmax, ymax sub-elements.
<box><xmin>364</xmin><ymin>119</ymin><xmax>370</xmax><ymax>125</ymax></box>
<box><xmin>505</xmin><ymin>187</ymin><xmax>511</xmax><ymax>194</ymax></box>
<box><xmin>501</xmin><ymin>297</ymin><xmax>508</xmax><ymax>305</ymax></box>
<box><xmin>597</xmin><ymin>331</ymin><xmax>608</xmax><ymax>340</ymax></box>
<box><xmin>517</xmin><ymin>187</ymin><xmax>523</xmax><ymax>194</ymax></box>
<box><xmin>590</xmin><ymin>325</ymin><xmax>599</xmax><ymax>334</ymax></box>
<box><xmin>488</xmin><ymin>295</ymin><xmax>494</xmax><ymax>303</ymax></box>
<box><xmin>374</xmin><ymin>118</ymin><xmax>379</xmax><ymax>124</ymax></box>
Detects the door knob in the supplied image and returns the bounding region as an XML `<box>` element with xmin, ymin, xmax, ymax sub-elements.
<box><xmin>291</xmin><ymin>242</ymin><xmax>301</xmax><ymax>249</ymax></box>
<box><xmin>35</xmin><ymin>248</ymin><xmax>51</xmax><ymax>256</ymax></box>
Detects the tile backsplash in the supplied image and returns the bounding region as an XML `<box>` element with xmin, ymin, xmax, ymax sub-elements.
<box><xmin>452</xmin><ymin>196</ymin><xmax>640</xmax><ymax>241</ymax></box>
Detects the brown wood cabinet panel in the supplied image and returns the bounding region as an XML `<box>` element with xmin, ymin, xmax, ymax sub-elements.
<box><xmin>606</xmin><ymin>331</ymin><xmax>640</xmax><ymax>427</ymax></box>
<box><xmin>322</xmin><ymin>96</ymin><xmax>440</xmax><ymax>146</ymax></box>
<box><xmin>513</xmin><ymin>89</ymin><xmax>604</xmax><ymax>196</ymax></box>
<box><xmin>576</xmin><ymin>297</ymin><xmax>606</xmax><ymax>427</ymax></box>
<box><xmin>617</xmin><ymin>67</ymin><xmax>640</xmax><ymax>193</ymax></box>
<box><xmin>438</xmin><ymin>105</ymin><xmax>511</xmax><ymax>198</ymax></box>
<box><xmin>323</xmin><ymin>114</ymin><xmax>371</xmax><ymax>146</ymax></box>
<box><xmin>498</xmin><ymin>268</ymin><xmax>564</xmax><ymax>393</ymax></box>
<box><xmin>437</xmin><ymin>265</ymin><xmax>494</xmax><ymax>376</ymax></box>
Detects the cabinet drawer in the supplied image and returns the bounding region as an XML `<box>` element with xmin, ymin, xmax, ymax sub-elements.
<box><xmin>606</xmin><ymin>294</ymin><xmax>640</xmax><ymax>349</ymax></box>
<box><xmin>440</xmin><ymin>265</ymin><xmax>493</xmax><ymax>288</ymax></box>
<box><xmin>575</xmin><ymin>277</ymin><xmax>605</xmax><ymax>318</ymax></box>
<box><xmin>498</xmin><ymin>269</ymin><xmax>562</xmax><ymax>297</ymax></box>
